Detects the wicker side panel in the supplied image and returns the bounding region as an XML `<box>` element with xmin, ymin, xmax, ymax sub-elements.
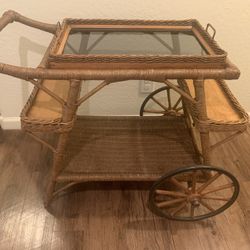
<box><xmin>178</xmin><ymin>79</ymin><xmax>249</xmax><ymax>132</ymax></box>
<box><xmin>21</xmin><ymin>81</ymin><xmax>74</xmax><ymax>133</ymax></box>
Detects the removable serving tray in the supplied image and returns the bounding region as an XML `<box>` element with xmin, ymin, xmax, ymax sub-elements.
<box><xmin>49</xmin><ymin>19</ymin><xmax>227</xmax><ymax>70</ymax></box>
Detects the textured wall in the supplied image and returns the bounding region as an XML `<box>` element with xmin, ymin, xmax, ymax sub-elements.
<box><xmin>0</xmin><ymin>1</ymin><xmax>250</xmax><ymax>126</ymax></box>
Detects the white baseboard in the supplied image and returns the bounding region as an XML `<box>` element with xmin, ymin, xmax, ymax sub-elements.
<box><xmin>0</xmin><ymin>116</ymin><xmax>21</xmax><ymax>130</ymax></box>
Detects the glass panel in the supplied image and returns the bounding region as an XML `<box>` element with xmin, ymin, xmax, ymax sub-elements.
<box><xmin>63</xmin><ymin>29</ymin><xmax>208</xmax><ymax>55</ymax></box>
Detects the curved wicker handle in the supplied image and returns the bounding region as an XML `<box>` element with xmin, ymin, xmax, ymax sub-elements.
<box><xmin>206</xmin><ymin>23</ymin><xmax>216</xmax><ymax>39</ymax></box>
<box><xmin>0</xmin><ymin>10</ymin><xmax>57</xmax><ymax>34</ymax></box>
<box><xmin>0</xmin><ymin>11</ymin><xmax>15</xmax><ymax>31</ymax></box>
<box><xmin>0</xmin><ymin>10</ymin><xmax>59</xmax><ymax>79</ymax></box>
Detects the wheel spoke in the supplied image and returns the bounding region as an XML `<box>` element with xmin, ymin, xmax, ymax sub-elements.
<box><xmin>201</xmin><ymin>196</ymin><xmax>231</xmax><ymax>201</ymax></box>
<box><xmin>155</xmin><ymin>189</ymin><xmax>187</xmax><ymax>198</ymax></box>
<box><xmin>170</xmin><ymin>177</ymin><xmax>190</xmax><ymax>193</ymax></box>
<box><xmin>176</xmin><ymin>106</ymin><xmax>183</xmax><ymax>111</ymax></box>
<box><xmin>173</xmin><ymin>97</ymin><xmax>182</xmax><ymax>109</ymax></box>
<box><xmin>171</xmin><ymin>201</ymin><xmax>187</xmax><ymax>216</ymax></box>
<box><xmin>201</xmin><ymin>183</ymin><xmax>234</xmax><ymax>196</ymax></box>
<box><xmin>190</xmin><ymin>204</ymin><xmax>195</xmax><ymax>217</ymax></box>
<box><xmin>156</xmin><ymin>197</ymin><xmax>186</xmax><ymax>208</ymax></box>
<box><xmin>197</xmin><ymin>172</ymin><xmax>222</xmax><ymax>193</ymax></box>
<box><xmin>199</xmin><ymin>199</ymin><xmax>215</xmax><ymax>212</ymax></box>
<box><xmin>167</xmin><ymin>88</ymin><xmax>172</xmax><ymax>109</ymax></box>
<box><xmin>151</xmin><ymin>97</ymin><xmax>168</xmax><ymax>111</ymax></box>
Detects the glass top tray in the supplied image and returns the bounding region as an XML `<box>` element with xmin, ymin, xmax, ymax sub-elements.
<box><xmin>49</xmin><ymin>19</ymin><xmax>227</xmax><ymax>70</ymax></box>
<box><xmin>63</xmin><ymin>30</ymin><xmax>207</xmax><ymax>56</ymax></box>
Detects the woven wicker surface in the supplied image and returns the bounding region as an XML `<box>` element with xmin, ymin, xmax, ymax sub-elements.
<box><xmin>57</xmin><ymin>115</ymin><xmax>200</xmax><ymax>182</ymax></box>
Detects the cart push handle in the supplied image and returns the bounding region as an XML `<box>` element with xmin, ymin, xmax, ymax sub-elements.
<box><xmin>0</xmin><ymin>11</ymin><xmax>15</xmax><ymax>31</ymax></box>
<box><xmin>0</xmin><ymin>10</ymin><xmax>57</xmax><ymax>33</ymax></box>
<box><xmin>0</xmin><ymin>10</ymin><xmax>60</xmax><ymax>80</ymax></box>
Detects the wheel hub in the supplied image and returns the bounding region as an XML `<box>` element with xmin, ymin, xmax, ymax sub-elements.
<box><xmin>187</xmin><ymin>193</ymin><xmax>200</xmax><ymax>205</ymax></box>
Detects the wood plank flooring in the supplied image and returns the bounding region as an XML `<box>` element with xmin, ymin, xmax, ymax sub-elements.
<box><xmin>0</xmin><ymin>129</ymin><xmax>250</xmax><ymax>250</ymax></box>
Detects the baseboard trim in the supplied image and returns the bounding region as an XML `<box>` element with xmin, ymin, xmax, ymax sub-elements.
<box><xmin>0</xmin><ymin>116</ymin><xmax>21</xmax><ymax>130</ymax></box>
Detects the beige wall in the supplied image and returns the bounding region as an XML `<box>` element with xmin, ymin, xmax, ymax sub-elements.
<box><xmin>0</xmin><ymin>1</ymin><xmax>250</xmax><ymax>127</ymax></box>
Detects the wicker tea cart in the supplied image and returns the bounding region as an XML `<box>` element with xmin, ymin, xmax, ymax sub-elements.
<box><xmin>0</xmin><ymin>10</ymin><xmax>248</xmax><ymax>221</ymax></box>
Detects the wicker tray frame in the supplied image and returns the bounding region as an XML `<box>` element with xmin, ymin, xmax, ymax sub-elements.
<box><xmin>48</xmin><ymin>18</ymin><xmax>227</xmax><ymax>69</ymax></box>
<box><xmin>0</xmin><ymin>10</ymin><xmax>247</xmax><ymax>207</ymax></box>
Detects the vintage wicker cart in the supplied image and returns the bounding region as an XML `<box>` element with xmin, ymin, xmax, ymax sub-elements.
<box><xmin>0</xmin><ymin>10</ymin><xmax>248</xmax><ymax>221</ymax></box>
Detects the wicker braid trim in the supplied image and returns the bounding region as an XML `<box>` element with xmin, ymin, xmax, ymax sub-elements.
<box><xmin>178</xmin><ymin>79</ymin><xmax>249</xmax><ymax>132</ymax></box>
<box><xmin>66</xmin><ymin>18</ymin><xmax>196</xmax><ymax>26</ymax></box>
<box><xmin>49</xmin><ymin>19</ymin><xmax>227</xmax><ymax>66</ymax></box>
<box><xmin>49</xmin><ymin>54</ymin><xmax>226</xmax><ymax>64</ymax></box>
<box><xmin>20</xmin><ymin>84</ymin><xmax>75</xmax><ymax>133</ymax></box>
<box><xmin>21</xmin><ymin>117</ymin><xmax>74</xmax><ymax>133</ymax></box>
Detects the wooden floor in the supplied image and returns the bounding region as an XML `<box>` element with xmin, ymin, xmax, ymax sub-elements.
<box><xmin>1</xmin><ymin>129</ymin><xmax>250</xmax><ymax>250</ymax></box>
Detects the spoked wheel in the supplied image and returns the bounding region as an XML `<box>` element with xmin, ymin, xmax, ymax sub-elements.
<box><xmin>149</xmin><ymin>166</ymin><xmax>239</xmax><ymax>221</ymax></box>
<box><xmin>140</xmin><ymin>86</ymin><xmax>183</xmax><ymax>116</ymax></box>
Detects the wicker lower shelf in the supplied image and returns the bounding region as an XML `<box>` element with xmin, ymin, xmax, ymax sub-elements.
<box><xmin>57</xmin><ymin>115</ymin><xmax>200</xmax><ymax>182</ymax></box>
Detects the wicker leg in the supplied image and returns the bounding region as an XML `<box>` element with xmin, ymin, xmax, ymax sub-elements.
<box><xmin>200</xmin><ymin>132</ymin><xmax>211</xmax><ymax>165</ymax></box>
<box><xmin>193</xmin><ymin>79</ymin><xmax>211</xmax><ymax>165</ymax></box>
<box><xmin>45</xmin><ymin>79</ymin><xmax>82</xmax><ymax>207</ymax></box>
<box><xmin>45</xmin><ymin>132</ymin><xmax>69</xmax><ymax>207</ymax></box>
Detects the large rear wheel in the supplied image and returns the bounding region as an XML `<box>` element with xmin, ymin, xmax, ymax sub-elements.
<box><xmin>149</xmin><ymin>165</ymin><xmax>239</xmax><ymax>221</ymax></box>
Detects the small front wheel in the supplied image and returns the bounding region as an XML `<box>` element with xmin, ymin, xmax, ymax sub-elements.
<box><xmin>149</xmin><ymin>165</ymin><xmax>239</xmax><ymax>221</ymax></box>
<box><xmin>140</xmin><ymin>85</ymin><xmax>183</xmax><ymax>117</ymax></box>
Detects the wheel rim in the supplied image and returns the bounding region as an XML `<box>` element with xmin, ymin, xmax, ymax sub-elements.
<box><xmin>149</xmin><ymin>165</ymin><xmax>239</xmax><ymax>221</ymax></box>
<box><xmin>140</xmin><ymin>85</ymin><xmax>183</xmax><ymax>116</ymax></box>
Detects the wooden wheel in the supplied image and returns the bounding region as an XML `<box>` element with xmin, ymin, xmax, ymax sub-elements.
<box><xmin>149</xmin><ymin>165</ymin><xmax>239</xmax><ymax>221</ymax></box>
<box><xmin>140</xmin><ymin>86</ymin><xmax>183</xmax><ymax>116</ymax></box>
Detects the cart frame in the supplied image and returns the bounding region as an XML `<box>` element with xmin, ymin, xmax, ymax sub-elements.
<box><xmin>0</xmin><ymin>10</ymin><xmax>248</xmax><ymax>220</ymax></box>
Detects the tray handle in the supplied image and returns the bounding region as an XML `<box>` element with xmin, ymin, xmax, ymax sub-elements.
<box><xmin>206</xmin><ymin>23</ymin><xmax>216</xmax><ymax>39</ymax></box>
